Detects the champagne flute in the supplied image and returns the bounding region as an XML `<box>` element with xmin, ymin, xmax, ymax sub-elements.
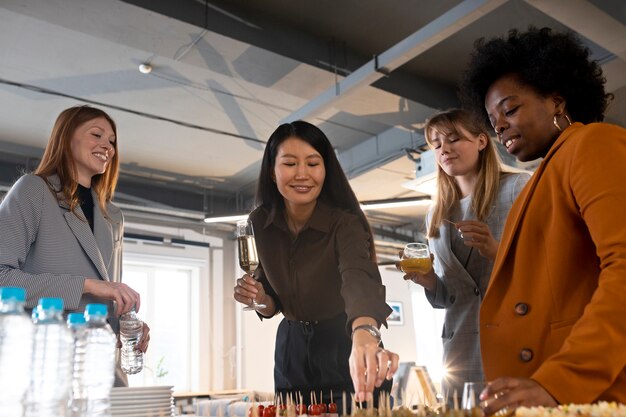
<box><xmin>236</xmin><ymin>219</ymin><xmax>266</xmax><ymax>311</ymax></box>
<box><xmin>399</xmin><ymin>243</ymin><xmax>432</xmax><ymax>274</ymax></box>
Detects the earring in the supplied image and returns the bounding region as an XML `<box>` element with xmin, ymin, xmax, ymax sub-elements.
<box><xmin>553</xmin><ymin>113</ymin><xmax>573</xmax><ymax>132</ymax></box>
<box><xmin>564</xmin><ymin>114</ymin><xmax>572</xmax><ymax>126</ymax></box>
<box><xmin>553</xmin><ymin>114</ymin><xmax>563</xmax><ymax>132</ymax></box>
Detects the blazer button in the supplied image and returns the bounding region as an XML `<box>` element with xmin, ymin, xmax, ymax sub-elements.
<box><xmin>515</xmin><ymin>303</ymin><xmax>529</xmax><ymax>316</ymax></box>
<box><xmin>449</xmin><ymin>295</ymin><xmax>456</xmax><ymax>304</ymax></box>
<box><xmin>519</xmin><ymin>348</ymin><xmax>534</xmax><ymax>362</ymax></box>
<box><xmin>473</xmin><ymin>287</ymin><xmax>480</xmax><ymax>296</ymax></box>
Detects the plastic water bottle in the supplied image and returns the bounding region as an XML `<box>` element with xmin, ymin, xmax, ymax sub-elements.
<box><xmin>0</xmin><ymin>287</ymin><xmax>34</xmax><ymax>417</ymax></box>
<box><xmin>25</xmin><ymin>297</ymin><xmax>74</xmax><ymax>417</ymax></box>
<box><xmin>119</xmin><ymin>306</ymin><xmax>143</xmax><ymax>374</ymax></box>
<box><xmin>67</xmin><ymin>312</ymin><xmax>87</xmax><ymax>330</ymax></box>
<box><xmin>67</xmin><ymin>312</ymin><xmax>86</xmax><ymax>417</ymax></box>
<box><xmin>69</xmin><ymin>304</ymin><xmax>116</xmax><ymax>417</ymax></box>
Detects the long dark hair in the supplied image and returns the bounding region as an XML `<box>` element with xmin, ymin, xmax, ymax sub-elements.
<box><xmin>34</xmin><ymin>105</ymin><xmax>119</xmax><ymax>218</ymax></box>
<box><xmin>256</xmin><ymin>121</ymin><xmax>376</xmax><ymax>258</ymax></box>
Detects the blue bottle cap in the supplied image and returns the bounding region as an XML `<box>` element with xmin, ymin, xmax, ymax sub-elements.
<box><xmin>37</xmin><ymin>297</ymin><xmax>64</xmax><ymax>311</ymax></box>
<box><xmin>67</xmin><ymin>312</ymin><xmax>86</xmax><ymax>325</ymax></box>
<box><xmin>0</xmin><ymin>287</ymin><xmax>26</xmax><ymax>302</ymax></box>
<box><xmin>85</xmin><ymin>303</ymin><xmax>108</xmax><ymax>317</ymax></box>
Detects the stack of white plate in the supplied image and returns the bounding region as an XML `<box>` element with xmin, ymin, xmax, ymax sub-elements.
<box><xmin>110</xmin><ymin>385</ymin><xmax>175</xmax><ymax>417</ymax></box>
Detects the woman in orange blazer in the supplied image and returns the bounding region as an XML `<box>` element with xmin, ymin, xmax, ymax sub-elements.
<box><xmin>459</xmin><ymin>27</ymin><xmax>626</xmax><ymax>411</ymax></box>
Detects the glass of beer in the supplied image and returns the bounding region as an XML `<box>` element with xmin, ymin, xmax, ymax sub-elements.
<box><xmin>236</xmin><ymin>219</ymin><xmax>266</xmax><ymax>311</ymax></box>
<box><xmin>400</xmin><ymin>243</ymin><xmax>432</xmax><ymax>274</ymax></box>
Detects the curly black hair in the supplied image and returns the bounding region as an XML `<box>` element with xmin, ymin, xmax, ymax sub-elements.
<box><xmin>459</xmin><ymin>27</ymin><xmax>612</xmax><ymax>127</ymax></box>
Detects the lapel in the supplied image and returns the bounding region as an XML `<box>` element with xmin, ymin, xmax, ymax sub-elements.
<box><xmin>429</xmin><ymin>214</ymin><xmax>476</xmax><ymax>285</ymax></box>
<box><xmin>488</xmin><ymin>123</ymin><xmax>583</xmax><ymax>285</ymax></box>
<box><xmin>51</xmin><ymin>176</ymin><xmax>111</xmax><ymax>281</ymax></box>
<box><xmin>93</xmin><ymin>190</ymin><xmax>114</xmax><ymax>274</ymax></box>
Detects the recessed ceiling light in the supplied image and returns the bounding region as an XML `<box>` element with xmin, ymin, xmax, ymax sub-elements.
<box><xmin>138</xmin><ymin>63</ymin><xmax>152</xmax><ymax>74</ymax></box>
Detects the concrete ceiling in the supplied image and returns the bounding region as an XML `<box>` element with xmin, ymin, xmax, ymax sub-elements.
<box><xmin>1</xmin><ymin>0</ymin><xmax>625</xmax><ymax>259</ymax></box>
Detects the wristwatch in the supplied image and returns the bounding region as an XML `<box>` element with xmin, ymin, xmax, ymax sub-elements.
<box><xmin>351</xmin><ymin>324</ymin><xmax>382</xmax><ymax>345</ymax></box>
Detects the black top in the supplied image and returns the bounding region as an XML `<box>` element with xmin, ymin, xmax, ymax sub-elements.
<box><xmin>250</xmin><ymin>201</ymin><xmax>391</xmax><ymax>330</ymax></box>
<box><xmin>77</xmin><ymin>184</ymin><xmax>94</xmax><ymax>232</ymax></box>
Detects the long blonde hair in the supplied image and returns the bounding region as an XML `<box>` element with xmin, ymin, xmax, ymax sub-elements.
<box><xmin>34</xmin><ymin>105</ymin><xmax>119</xmax><ymax>218</ymax></box>
<box><xmin>424</xmin><ymin>109</ymin><xmax>503</xmax><ymax>238</ymax></box>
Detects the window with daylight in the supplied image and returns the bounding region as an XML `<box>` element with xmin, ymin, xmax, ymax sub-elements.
<box><xmin>122</xmin><ymin>255</ymin><xmax>202</xmax><ymax>391</ymax></box>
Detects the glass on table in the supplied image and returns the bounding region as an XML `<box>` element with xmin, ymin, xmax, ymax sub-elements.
<box><xmin>236</xmin><ymin>219</ymin><xmax>266</xmax><ymax>311</ymax></box>
<box><xmin>399</xmin><ymin>242</ymin><xmax>432</xmax><ymax>274</ymax></box>
<box><xmin>462</xmin><ymin>381</ymin><xmax>486</xmax><ymax>416</ymax></box>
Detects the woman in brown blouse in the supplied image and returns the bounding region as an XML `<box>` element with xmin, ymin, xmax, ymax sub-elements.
<box><xmin>233</xmin><ymin>121</ymin><xmax>398</xmax><ymax>407</ymax></box>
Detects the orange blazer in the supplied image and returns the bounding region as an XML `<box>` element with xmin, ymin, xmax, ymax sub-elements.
<box><xmin>480</xmin><ymin>122</ymin><xmax>626</xmax><ymax>403</ymax></box>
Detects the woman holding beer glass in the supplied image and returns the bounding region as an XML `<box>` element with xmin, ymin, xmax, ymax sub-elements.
<box><xmin>233</xmin><ymin>121</ymin><xmax>398</xmax><ymax>407</ymax></box>
<box><xmin>400</xmin><ymin>109</ymin><xmax>529</xmax><ymax>403</ymax></box>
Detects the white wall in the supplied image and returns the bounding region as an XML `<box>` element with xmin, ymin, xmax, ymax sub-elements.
<box><xmin>123</xmin><ymin>221</ymin><xmax>233</xmax><ymax>392</ymax></box>
<box><xmin>239</xmin><ymin>303</ymin><xmax>280</xmax><ymax>392</ymax></box>
<box><xmin>381</xmin><ymin>266</ymin><xmax>445</xmax><ymax>394</ymax></box>
<box><xmin>379</xmin><ymin>266</ymin><xmax>418</xmax><ymax>363</ymax></box>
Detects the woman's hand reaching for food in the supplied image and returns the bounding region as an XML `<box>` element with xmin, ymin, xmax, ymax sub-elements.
<box><xmin>349</xmin><ymin>318</ymin><xmax>399</xmax><ymax>404</ymax></box>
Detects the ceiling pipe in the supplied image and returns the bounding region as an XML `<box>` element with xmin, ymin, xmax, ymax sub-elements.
<box><xmin>282</xmin><ymin>0</ymin><xmax>508</xmax><ymax>123</ymax></box>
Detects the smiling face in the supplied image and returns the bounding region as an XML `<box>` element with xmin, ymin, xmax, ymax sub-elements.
<box><xmin>273</xmin><ymin>137</ymin><xmax>325</xmax><ymax>212</ymax></box>
<box><xmin>485</xmin><ymin>74</ymin><xmax>565</xmax><ymax>162</ymax></box>
<box><xmin>428</xmin><ymin>124</ymin><xmax>487</xmax><ymax>178</ymax></box>
<box><xmin>70</xmin><ymin>116</ymin><xmax>116</xmax><ymax>187</ymax></box>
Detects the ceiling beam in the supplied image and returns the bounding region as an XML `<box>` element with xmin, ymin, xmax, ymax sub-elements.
<box><xmin>338</xmin><ymin>127</ymin><xmax>425</xmax><ymax>179</ymax></box>
<box><xmin>524</xmin><ymin>0</ymin><xmax>626</xmax><ymax>93</ymax></box>
<box><xmin>525</xmin><ymin>0</ymin><xmax>626</xmax><ymax>60</ymax></box>
<box><xmin>122</xmin><ymin>0</ymin><xmax>458</xmax><ymax>111</ymax></box>
<box><xmin>282</xmin><ymin>0</ymin><xmax>508</xmax><ymax>123</ymax></box>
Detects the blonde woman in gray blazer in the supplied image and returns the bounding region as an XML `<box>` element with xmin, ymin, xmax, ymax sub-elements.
<box><xmin>0</xmin><ymin>105</ymin><xmax>150</xmax><ymax>385</ymax></box>
<box><xmin>401</xmin><ymin>109</ymin><xmax>529</xmax><ymax>403</ymax></box>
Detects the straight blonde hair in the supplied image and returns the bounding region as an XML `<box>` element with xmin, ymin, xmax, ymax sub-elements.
<box><xmin>424</xmin><ymin>109</ymin><xmax>504</xmax><ymax>238</ymax></box>
<box><xmin>34</xmin><ymin>105</ymin><xmax>119</xmax><ymax>219</ymax></box>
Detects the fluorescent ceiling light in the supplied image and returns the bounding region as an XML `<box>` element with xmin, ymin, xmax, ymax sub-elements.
<box><xmin>203</xmin><ymin>214</ymin><xmax>248</xmax><ymax>224</ymax></box>
<box><xmin>203</xmin><ymin>197</ymin><xmax>432</xmax><ymax>224</ymax></box>
<box><xmin>360</xmin><ymin>197</ymin><xmax>432</xmax><ymax>211</ymax></box>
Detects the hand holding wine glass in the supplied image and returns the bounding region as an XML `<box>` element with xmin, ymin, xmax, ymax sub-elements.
<box><xmin>236</xmin><ymin>219</ymin><xmax>267</xmax><ymax>311</ymax></box>
<box><xmin>398</xmin><ymin>243</ymin><xmax>436</xmax><ymax>292</ymax></box>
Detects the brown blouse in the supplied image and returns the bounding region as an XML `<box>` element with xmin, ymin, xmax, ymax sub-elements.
<box><xmin>250</xmin><ymin>201</ymin><xmax>391</xmax><ymax>329</ymax></box>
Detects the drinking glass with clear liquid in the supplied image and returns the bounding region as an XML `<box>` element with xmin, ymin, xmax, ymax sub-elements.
<box><xmin>462</xmin><ymin>381</ymin><xmax>486</xmax><ymax>416</ymax></box>
<box><xmin>236</xmin><ymin>219</ymin><xmax>266</xmax><ymax>311</ymax></box>
<box><xmin>399</xmin><ymin>243</ymin><xmax>432</xmax><ymax>274</ymax></box>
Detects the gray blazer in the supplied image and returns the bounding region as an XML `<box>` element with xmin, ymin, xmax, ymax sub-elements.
<box><xmin>0</xmin><ymin>174</ymin><xmax>128</xmax><ymax>386</ymax></box>
<box><xmin>0</xmin><ymin>174</ymin><xmax>123</xmax><ymax>325</ymax></box>
<box><xmin>424</xmin><ymin>172</ymin><xmax>530</xmax><ymax>400</ymax></box>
